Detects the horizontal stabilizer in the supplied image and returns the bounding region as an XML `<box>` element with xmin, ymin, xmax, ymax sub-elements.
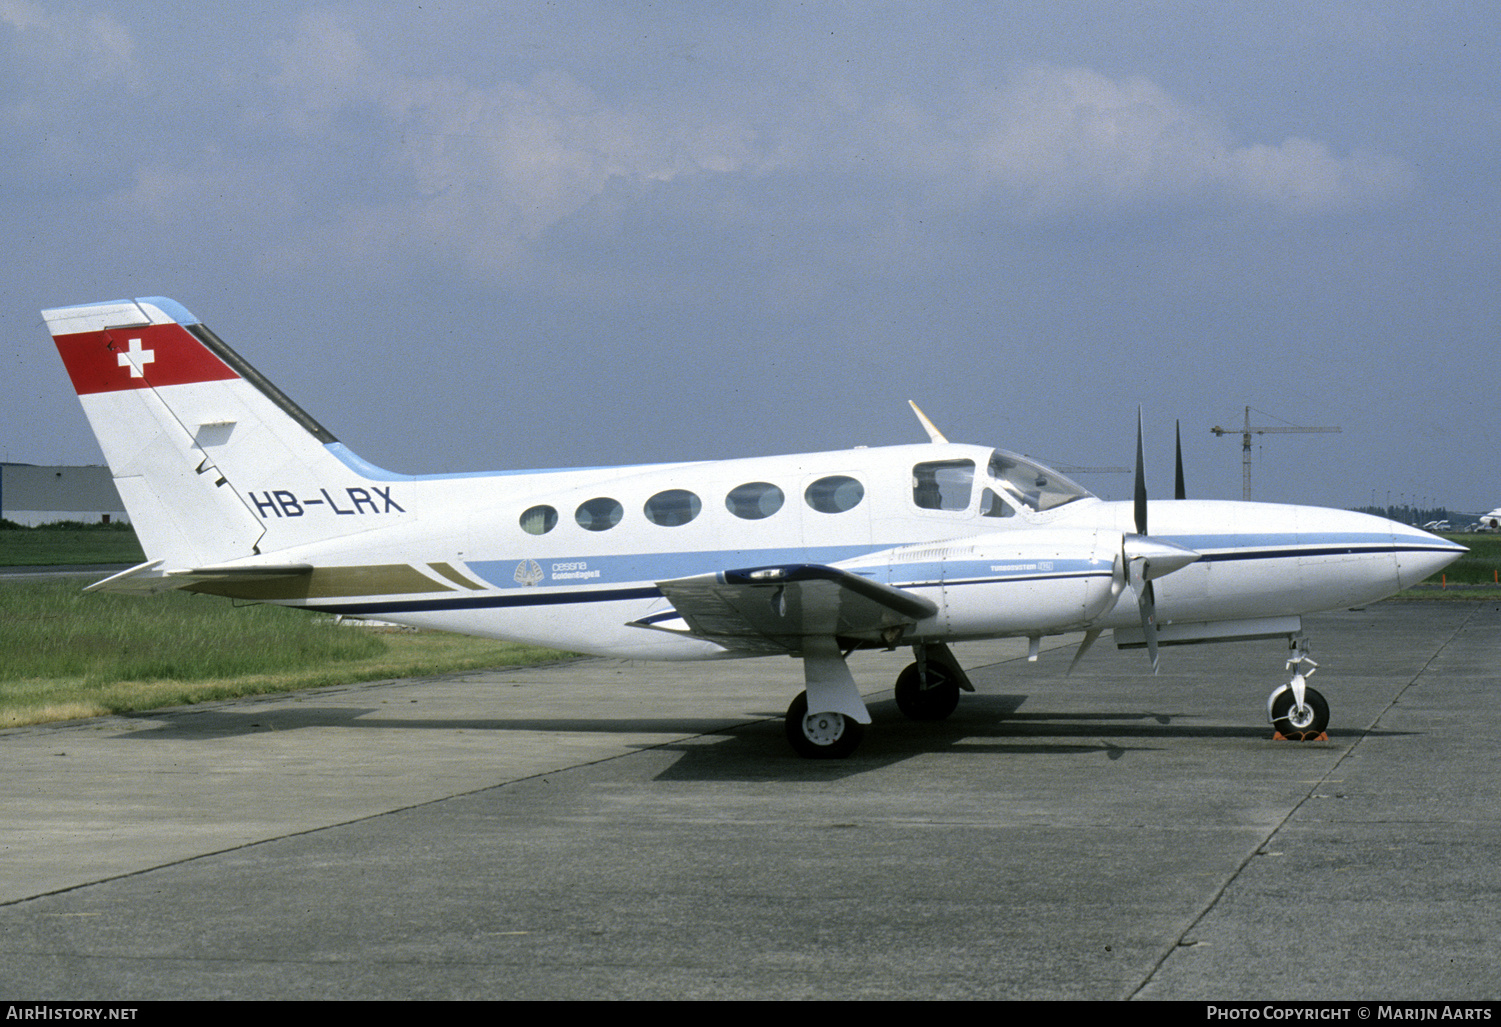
<box><xmin>86</xmin><ymin>560</ymin><xmax>313</xmax><ymax>595</ymax></box>
<box><xmin>84</xmin><ymin>560</ymin><xmax>169</xmax><ymax>595</ymax></box>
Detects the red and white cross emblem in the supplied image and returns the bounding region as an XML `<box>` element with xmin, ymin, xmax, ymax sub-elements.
<box><xmin>117</xmin><ymin>338</ymin><xmax>155</xmax><ymax>378</ymax></box>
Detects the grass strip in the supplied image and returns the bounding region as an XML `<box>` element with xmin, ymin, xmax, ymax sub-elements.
<box><xmin>1</xmin><ymin>580</ymin><xmax>571</xmax><ymax>728</ymax></box>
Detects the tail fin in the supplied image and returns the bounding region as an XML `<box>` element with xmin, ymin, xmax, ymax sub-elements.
<box><xmin>44</xmin><ymin>297</ymin><xmax>410</xmax><ymax>573</ymax></box>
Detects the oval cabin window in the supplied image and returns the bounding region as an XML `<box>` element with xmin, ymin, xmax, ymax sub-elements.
<box><xmin>726</xmin><ymin>482</ymin><xmax>785</xmax><ymax>520</ymax></box>
<box><xmin>519</xmin><ymin>505</ymin><xmax>558</xmax><ymax>535</ymax></box>
<box><xmin>575</xmin><ymin>497</ymin><xmax>624</xmax><ymax>532</ymax></box>
<box><xmin>644</xmin><ymin>489</ymin><xmax>702</xmax><ymax>527</ymax></box>
<box><xmin>804</xmin><ymin>475</ymin><xmax>864</xmax><ymax>514</ymax></box>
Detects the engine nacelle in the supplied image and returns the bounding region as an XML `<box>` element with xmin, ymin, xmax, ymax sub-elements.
<box><xmin>845</xmin><ymin>528</ymin><xmax>1122</xmax><ymax>640</ymax></box>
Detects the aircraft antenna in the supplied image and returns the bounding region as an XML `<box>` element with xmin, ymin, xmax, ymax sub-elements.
<box><xmin>907</xmin><ymin>401</ymin><xmax>949</xmax><ymax>444</ymax></box>
<box><xmin>1210</xmin><ymin>406</ymin><xmax>1341</xmax><ymax>501</ymax></box>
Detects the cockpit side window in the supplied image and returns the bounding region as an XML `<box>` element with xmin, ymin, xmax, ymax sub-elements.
<box><xmin>912</xmin><ymin>460</ymin><xmax>975</xmax><ymax>511</ymax></box>
<box><xmin>986</xmin><ymin>451</ymin><xmax>1092</xmax><ymax>512</ymax></box>
<box><xmin>981</xmin><ymin>488</ymin><xmax>1014</xmax><ymax>518</ymax></box>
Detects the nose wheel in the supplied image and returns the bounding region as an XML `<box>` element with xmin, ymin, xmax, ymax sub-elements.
<box><xmin>1269</xmin><ymin>644</ymin><xmax>1329</xmax><ymax>740</ymax></box>
<box><xmin>1271</xmin><ymin>685</ymin><xmax>1329</xmax><ymax>738</ymax></box>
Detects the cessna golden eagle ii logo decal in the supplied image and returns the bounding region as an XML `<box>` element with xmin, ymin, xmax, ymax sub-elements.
<box><xmin>514</xmin><ymin>560</ymin><xmax>545</xmax><ymax>587</ymax></box>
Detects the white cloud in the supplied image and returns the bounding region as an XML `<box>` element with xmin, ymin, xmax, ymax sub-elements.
<box><xmin>953</xmin><ymin>65</ymin><xmax>1412</xmax><ymax>215</ymax></box>
<box><xmin>91</xmin><ymin>14</ymin><xmax>1417</xmax><ymax>286</ymax></box>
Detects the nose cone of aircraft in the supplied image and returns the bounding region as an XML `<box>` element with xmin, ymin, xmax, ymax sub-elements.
<box><xmin>1392</xmin><ymin>521</ymin><xmax>1468</xmax><ymax>590</ymax></box>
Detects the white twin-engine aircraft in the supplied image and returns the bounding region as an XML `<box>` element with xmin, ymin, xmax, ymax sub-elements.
<box><xmin>44</xmin><ymin>297</ymin><xmax>1465</xmax><ymax>758</ymax></box>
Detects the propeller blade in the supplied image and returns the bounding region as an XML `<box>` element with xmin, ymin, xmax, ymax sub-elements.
<box><xmin>1066</xmin><ymin>628</ymin><xmax>1103</xmax><ymax>676</ymax></box>
<box><xmin>1134</xmin><ymin>408</ymin><xmax>1148</xmax><ymax>536</ymax></box>
<box><xmin>1139</xmin><ymin>579</ymin><xmax>1160</xmax><ymax>673</ymax></box>
<box><xmin>1125</xmin><ymin>554</ymin><xmax>1161</xmax><ymax>673</ymax></box>
<box><xmin>1120</xmin><ymin>536</ymin><xmax>1198</xmax><ymax>677</ymax></box>
<box><xmin>1103</xmin><ymin>412</ymin><xmax>1199</xmax><ymax>675</ymax></box>
<box><xmin>1174</xmin><ymin>419</ymin><xmax>1186</xmax><ymax>500</ymax></box>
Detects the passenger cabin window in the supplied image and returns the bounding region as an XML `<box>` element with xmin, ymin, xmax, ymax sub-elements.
<box><xmin>644</xmin><ymin>489</ymin><xmax>702</xmax><ymax>527</ymax></box>
<box><xmin>726</xmin><ymin>481</ymin><xmax>784</xmax><ymax>520</ymax></box>
<box><xmin>575</xmin><ymin>497</ymin><xmax>624</xmax><ymax>531</ymax></box>
<box><xmin>912</xmin><ymin>459</ymin><xmax>975</xmax><ymax>511</ymax></box>
<box><xmin>520</xmin><ymin>504</ymin><xmax>558</xmax><ymax>535</ymax></box>
<box><xmin>805</xmin><ymin>475</ymin><xmax>864</xmax><ymax>514</ymax></box>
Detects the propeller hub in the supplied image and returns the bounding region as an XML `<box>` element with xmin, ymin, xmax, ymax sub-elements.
<box><xmin>1122</xmin><ymin>536</ymin><xmax>1202</xmax><ymax>582</ymax></box>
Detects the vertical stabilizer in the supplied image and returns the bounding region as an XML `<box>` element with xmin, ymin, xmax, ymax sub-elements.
<box><xmin>44</xmin><ymin>297</ymin><xmax>408</xmax><ymax>570</ymax></box>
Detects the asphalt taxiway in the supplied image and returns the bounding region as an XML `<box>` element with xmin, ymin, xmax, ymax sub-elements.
<box><xmin>1</xmin><ymin>599</ymin><xmax>1497</xmax><ymax>1000</ymax></box>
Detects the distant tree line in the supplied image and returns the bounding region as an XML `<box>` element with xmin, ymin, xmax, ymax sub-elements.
<box><xmin>0</xmin><ymin>518</ymin><xmax>135</xmax><ymax>532</ymax></box>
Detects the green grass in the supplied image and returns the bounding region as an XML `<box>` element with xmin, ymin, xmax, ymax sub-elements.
<box><xmin>1430</xmin><ymin>534</ymin><xmax>1501</xmax><ymax>585</ymax></box>
<box><xmin>0</xmin><ymin>579</ymin><xmax>571</xmax><ymax>728</ymax></box>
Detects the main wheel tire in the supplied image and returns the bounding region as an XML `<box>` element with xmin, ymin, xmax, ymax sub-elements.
<box><xmin>785</xmin><ymin>691</ymin><xmax>864</xmax><ymax>759</ymax></box>
<box><xmin>1271</xmin><ymin>685</ymin><xmax>1329</xmax><ymax>739</ymax></box>
<box><xmin>894</xmin><ymin>662</ymin><xmax>961</xmax><ymax>721</ymax></box>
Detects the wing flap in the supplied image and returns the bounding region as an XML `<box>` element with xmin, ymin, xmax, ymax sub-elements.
<box><xmin>637</xmin><ymin>564</ymin><xmax>937</xmax><ymax>654</ymax></box>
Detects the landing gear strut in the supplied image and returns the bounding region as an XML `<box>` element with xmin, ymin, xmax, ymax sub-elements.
<box><xmin>1268</xmin><ymin>640</ymin><xmax>1329</xmax><ymax>740</ymax></box>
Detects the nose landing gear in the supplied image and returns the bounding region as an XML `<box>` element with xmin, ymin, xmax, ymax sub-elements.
<box><xmin>1269</xmin><ymin>641</ymin><xmax>1328</xmax><ymax>741</ymax></box>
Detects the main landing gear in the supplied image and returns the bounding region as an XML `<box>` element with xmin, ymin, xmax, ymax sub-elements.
<box><xmin>784</xmin><ymin>643</ymin><xmax>973</xmax><ymax>758</ymax></box>
<box><xmin>1268</xmin><ymin>640</ymin><xmax>1329</xmax><ymax>740</ymax></box>
<box><xmin>784</xmin><ymin>691</ymin><xmax>864</xmax><ymax>759</ymax></box>
<box><xmin>893</xmin><ymin>660</ymin><xmax>960</xmax><ymax>721</ymax></box>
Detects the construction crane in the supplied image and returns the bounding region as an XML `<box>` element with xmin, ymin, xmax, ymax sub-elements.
<box><xmin>1211</xmin><ymin>406</ymin><xmax>1341</xmax><ymax>501</ymax></box>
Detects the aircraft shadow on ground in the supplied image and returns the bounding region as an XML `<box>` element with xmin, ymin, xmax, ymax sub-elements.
<box><xmin>114</xmin><ymin>706</ymin><xmax>756</xmax><ymax>740</ymax></box>
<box><xmin>113</xmin><ymin>692</ymin><xmax>1411</xmax><ymax>786</ymax></box>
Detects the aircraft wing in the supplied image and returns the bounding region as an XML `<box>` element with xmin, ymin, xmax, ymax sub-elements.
<box><xmin>635</xmin><ymin>564</ymin><xmax>938</xmax><ymax>655</ymax></box>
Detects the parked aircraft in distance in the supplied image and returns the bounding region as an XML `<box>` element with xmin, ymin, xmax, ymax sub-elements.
<box><xmin>1479</xmin><ymin>508</ymin><xmax>1501</xmax><ymax>531</ymax></box>
<box><xmin>44</xmin><ymin>297</ymin><xmax>1467</xmax><ymax>757</ymax></box>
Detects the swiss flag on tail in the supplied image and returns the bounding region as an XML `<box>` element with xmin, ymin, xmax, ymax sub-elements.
<box><xmin>49</xmin><ymin>311</ymin><xmax>239</xmax><ymax>396</ymax></box>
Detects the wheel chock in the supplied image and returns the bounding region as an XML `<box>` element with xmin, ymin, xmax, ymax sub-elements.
<box><xmin>1272</xmin><ymin>730</ymin><xmax>1329</xmax><ymax>742</ymax></box>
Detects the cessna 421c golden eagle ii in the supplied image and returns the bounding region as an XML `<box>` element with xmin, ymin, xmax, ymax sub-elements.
<box><xmin>44</xmin><ymin>297</ymin><xmax>1465</xmax><ymax>757</ymax></box>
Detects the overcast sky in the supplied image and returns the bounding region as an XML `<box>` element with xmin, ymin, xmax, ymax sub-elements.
<box><xmin>4</xmin><ymin>1</ymin><xmax>1496</xmax><ymax>513</ymax></box>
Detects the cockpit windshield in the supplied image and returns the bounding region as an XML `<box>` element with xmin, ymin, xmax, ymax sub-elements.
<box><xmin>986</xmin><ymin>450</ymin><xmax>1093</xmax><ymax>512</ymax></box>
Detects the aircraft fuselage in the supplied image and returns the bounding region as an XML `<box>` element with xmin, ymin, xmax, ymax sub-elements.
<box><xmin>180</xmin><ymin>440</ymin><xmax>1461</xmax><ymax>660</ymax></box>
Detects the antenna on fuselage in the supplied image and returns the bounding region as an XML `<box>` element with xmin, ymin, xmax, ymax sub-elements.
<box><xmin>907</xmin><ymin>401</ymin><xmax>949</xmax><ymax>444</ymax></box>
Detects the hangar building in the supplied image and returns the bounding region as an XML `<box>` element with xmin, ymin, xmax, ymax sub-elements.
<box><xmin>0</xmin><ymin>464</ymin><xmax>128</xmax><ymax>527</ymax></box>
